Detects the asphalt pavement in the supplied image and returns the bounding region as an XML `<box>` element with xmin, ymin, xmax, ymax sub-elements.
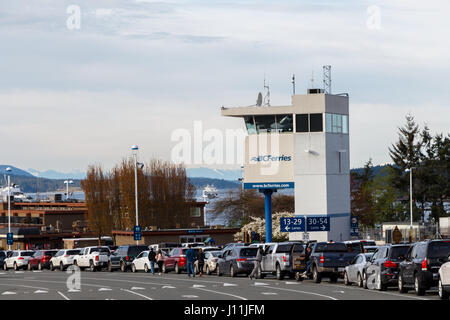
<box><xmin>0</xmin><ymin>269</ymin><xmax>441</xmax><ymax>300</ymax></box>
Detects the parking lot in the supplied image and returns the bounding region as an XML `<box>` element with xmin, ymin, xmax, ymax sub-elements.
<box><xmin>0</xmin><ymin>268</ymin><xmax>440</xmax><ymax>300</ymax></box>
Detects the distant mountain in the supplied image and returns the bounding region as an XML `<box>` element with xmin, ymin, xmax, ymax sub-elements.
<box><xmin>0</xmin><ymin>165</ymin><xmax>34</xmax><ymax>178</ymax></box>
<box><xmin>187</xmin><ymin>168</ymin><xmax>242</xmax><ymax>181</ymax></box>
<box><xmin>27</xmin><ymin>168</ymin><xmax>86</xmax><ymax>180</ymax></box>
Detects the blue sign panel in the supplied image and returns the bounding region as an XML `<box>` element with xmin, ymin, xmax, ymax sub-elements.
<box><xmin>7</xmin><ymin>232</ymin><xmax>13</xmax><ymax>245</ymax></box>
<box><xmin>244</xmin><ymin>182</ymin><xmax>294</xmax><ymax>190</ymax></box>
<box><xmin>280</xmin><ymin>217</ymin><xmax>305</xmax><ymax>232</ymax></box>
<box><xmin>350</xmin><ymin>228</ymin><xmax>359</xmax><ymax>237</ymax></box>
<box><xmin>306</xmin><ymin>216</ymin><xmax>330</xmax><ymax>232</ymax></box>
<box><xmin>134</xmin><ymin>226</ymin><xmax>141</xmax><ymax>241</ymax></box>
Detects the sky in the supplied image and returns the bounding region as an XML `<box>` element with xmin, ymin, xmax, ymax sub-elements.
<box><xmin>0</xmin><ymin>0</ymin><xmax>449</xmax><ymax>173</ymax></box>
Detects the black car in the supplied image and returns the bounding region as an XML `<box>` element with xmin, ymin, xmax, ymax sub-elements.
<box><xmin>398</xmin><ymin>239</ymin><xmax>450</xmax><ymax>295</ymax></box>
<box><xmin>0</xmin><ymin>250</ymin><xmax>7</xmax><ymax>268</ymax></box>
<box><xmin>362</xmin><ymin>243</ymin><xmax>411</xmax><ymax>291</ymax></box>
<box><xmin>216</xmin><ymin>246</ymin><xmax>258</xmax><ymax>277</ymax></box>
<box><xmin>108</xmin><ymin>245</ymin><xmax>149</xmax><ymax>272</ymax></box>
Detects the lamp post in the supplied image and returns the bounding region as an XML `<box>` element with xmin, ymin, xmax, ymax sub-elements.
<box><xmin>6</xmin><ymin>167</ymin><xmax>12</xmax><ymax>250</ymax></box>
<box><xmin>405</xmin><ymin>167</ymin><xmax>416</xmax><ymax>242</ymax></box>
<box><xmin>64</xmin><ymin>179</ymin><xmax>73</xmax><ymax>201</ymax></box>
<box><xmin>131</xmin><ymin>145</ymin><xmax>140</xmax><ymax>245</ymax></box>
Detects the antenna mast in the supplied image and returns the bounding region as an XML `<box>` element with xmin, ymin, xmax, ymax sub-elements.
<box><xmin>323</xmin><ymin>65</ymin><xmax>331</xmax><ymax>94</ymax></box>
<box><xmin>291</xmin><ymin>74</ymin><xmax>295</xmax><ymax>95</ymax></box>
<box><xmin>263</xmin><ymin>78</ymin><xmax>270</xmax><ymax>106</ymax></box>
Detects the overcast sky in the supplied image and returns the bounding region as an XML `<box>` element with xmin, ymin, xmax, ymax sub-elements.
<box><xmin>1</xmin><ymin>0</ymin><xmax>449</xmax><ymax>173</ymax></box>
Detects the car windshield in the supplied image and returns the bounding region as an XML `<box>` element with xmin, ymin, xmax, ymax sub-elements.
<box><xmin>364</xmin><ymin>253</ymin><xmax>374</xmax><ymax>260</ymax></box>
<box><xmin>276</xmin><ymin>244</ymin><xmax>293</xmax><ymax>253</ymax></box>
<box><xmin>0</xmin><ymin>252</ymin><xmax>5</xmax><ymax>258</ymax></box>
<box><xmin>390</xmin><ymin>246</ymin><xmax>410</xmax><ymax>259</ymax></box>
<box><xmin>239</xmin><ymin>248</ymin><xmax>258</xmax><ymax>257</ymax></box>
<box><xmin>91</xmin><ymin>247</ymin><xmax>110</xmax><ymax>254</ymax></box>
<box><xmin>315</xmin><ymin>243</ymin><xmax>348</xmax><ymax>252</ymax></box>
<box><xmin>209</xmin><ymin>251</ymin><xmax>221</xmax><ymax>257</ymax></box>
<box><xmin>44</xmin><ymin>251</ymin><xmax>57</xmax><ymax>256</ymax></box>
<box><xmin>67</xmin><ymin>250</ymin><xmax>81</xmax><ymax>255</ymax></box>
<box><xmin>21</xmin><ymin>251</ymin><xmax>34</xmax><ymax>256</ymax></box>
<box><xmin>428</xmin><ymin>241</ymin><xmax>450</xmax><ymax>259</ymax></box>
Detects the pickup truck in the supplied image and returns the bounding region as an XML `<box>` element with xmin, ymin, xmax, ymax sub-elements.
<box><xmin>73</xmin><ymin>246</ymin><xmax>111</xmax><ymax>272</ymax></box>
<box><xmin>309</xmin><ymin>242</ymin><xmax>357</xmax><ymax>283</ymax></box>
<box><xmin>259</xmin><ymin>242</ymin><xmax>303</xmax><ymax>280</ymax></box>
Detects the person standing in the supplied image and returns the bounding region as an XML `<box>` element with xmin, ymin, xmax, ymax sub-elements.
<box><xmin>249</xmin><ymin>247</ymin><xmax>263</xmax><ymax>280</ymax></box>
<box><xmin>197</xmin><ymin>248</ymin><xmax>205</xmax><ymax>277</ymax></box>
<box><xmin>148</xmin><ymin>248</ymin><xmax>156</xmax><ymax>275</ymax></box>
<box><xmin>185</xmin><ymin>245</ymin><xmax>196</xmax><ymax>278</ymax></box>
<box><xmin>156</xmin><ymin>249</ymin><xmax>164</xmax><ymax>275</ymax></box>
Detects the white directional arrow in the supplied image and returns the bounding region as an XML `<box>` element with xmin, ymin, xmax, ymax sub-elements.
<box><xmin>261</xmin><ymin>292</ymin><xmax>278</xmax><ymax>295</ymax></box>
<box><xmin>223</xmin><ymin>283</ymin><xmax>238</xmax><ymax>287</ymax></box>
<box><xmin>2</xmin><ymin>291</ymin><xmax>17</xmax><ymax>295</ymax></box>
<box><xmin>33</xmin><ymin>290</ymin><xmax>48</xmax><ymax>294</ymax></box>
<box><xmin>286</xmin><ymin>225</ymin><xmax>290</xmax><ymax>231</ymax></box>
<box><xmin>254</xmin><ymin>282</ymin><xmax>269</xmax><ymax>286</ymax></box>
<box><xmin>131</xmin><ymin>287</ymin><xmax>145</xmax><ymax>290</ymax></box>
<box><xmin>321</xmin><ymin>224</ymin><xmax>326</xmax><ymax>231</ymax></box>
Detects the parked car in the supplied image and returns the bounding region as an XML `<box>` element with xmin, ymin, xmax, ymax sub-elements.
<box><xmin>108</xmin><ymin>245</ymin><xmax>148</xmax><ymax>272</ymax></box>
<box><xmin>362</xmin><ymin>243</ymin><xmax>411</xmax><ymax>291</ymax></box>
<box><xmin>49</xmin><ymin>249</ymin><xmax>82</xmax><ymax>271</ymax></box>
<box><xmin>398</xmin><ymin>239</ymin><xmax>450</xmax><ymax>295</ymax></box>
<box><xmin>203</xmin><ymin>250</ymin><xmax>222</xmax><ymax>275</ymax></box>
<box><xmin>3</xmin><ymin>250</ymin><xmax>35</xmax><ymax>270</ymax></box>
<box><xmin>216</xmin><ymin>246</ymin><xmax>258</xmax><ymax>277</ymax></box>
<box><xmin>344</xmin><ymin>253</ymin><xmax>374</xmax><ymax>287</ymax></box>
<box><xmin>438</xmin><ymin>253</ymin><xmax>450</xmax><ymax>300</ymax></box>
<box><xmin>221</xmin><ymin>242</ymin><xmax>250</xmax><ymax>253</ymax></box>
<box><xmin>163</xmin><ymin>247</ymin><xmax>200</xmax><ymax>273</ymax></box>
<box><xmin>309</xmin><ymin>241</ymin><xmax>356</xmax><ymax>283</ymax></box>
<box><xmin>0</xmin><ymin>250</ymin><xmax>8</xmax><ymax>268</ymax></box>
<box><xmin>27</xmin><ymin>250</ymin><xmax>58</xmax><ymax>270</ymax></box>
<box><xmin>131</xmin><ymin>250</ymin><xmax>152</xmax><ymax>273</ymax></box>
<box><xmin>73</xmin><ymin>246</ymin><xmax>110</xmax><ymax>272</ymax></box>
<box><xmin>259</xmin><ymin>242</ymin><xmax>301</xmax><ymax>280</ymax></box>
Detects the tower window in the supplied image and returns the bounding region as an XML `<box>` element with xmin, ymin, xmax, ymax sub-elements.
<box><xmin>295</xmin><ymin>114</ymin><xmax>309</xmax><ymax>132</ymax></box>
<box><xmin>310</xmin><ymin>113</ymin><xmax>323</xmax><ymax>132</ymax></box>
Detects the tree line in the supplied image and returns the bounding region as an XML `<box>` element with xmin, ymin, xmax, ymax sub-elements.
<box><xmin>81</xmin><ymin>158</ymin><xmax>196</xmax><ymax>242</ymax></box>
<box><xmin>352</xmin><ymin>114</ymin><xmax>450</xmax><ymax>227</ymax></box>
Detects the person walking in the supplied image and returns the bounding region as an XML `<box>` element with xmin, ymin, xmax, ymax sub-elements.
<box><xmin>156</xmin><ymin>249</ymin><xmax>164</xmax><ymax>275</ymax></box>
<box><xmin>197</xmin><ymin>248</ymin><xmax>205</xmax><ymax>277</ymax></box>
<box><xmin>249</xmin><ymin>246</ymin><xmax>263</xmax><ymax>280</ymax></box>
<box><xmin>302</xmin><ymin>247</ymin><xmax>312</xmax><ymax>278</ymax></box>
<box><xmin>148</xmin><ymin>248</ymin><xmax>156</xmax><ymax>275</ymax></box>
<box><xmin>185</xmin><ymin>245</ymin><xmax>196</xmax><ymax>278</ymax></box>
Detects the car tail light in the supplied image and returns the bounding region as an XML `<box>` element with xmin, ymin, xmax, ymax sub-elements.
<box><xmin>282</xmin><ymin>255</ymin><xmax>287</xmax><ymax>262</ymax></box>
<box><xmin>320</xmin><ymin>256</ymin><xmax>325</xmax><ymax>264</ymax></box>
<box><xmin>95</xmin><ymin>256</ymin><xmax>99</xmax><ymax>261</ymax></box>
<box><xmin>126</xmin><ymin>256</ymin><xmax>129</xmax><ymax>261</ymax></box>
<box><xmin>384</xmin><ymin>260</ymin><xmax>398</xmax><ymax>268</ymax></box>
<box><xmin>237</xmin><ymin>258</ymin><xmax>247</xmax><ymax>262</ymax></box>
<box><xmin>421</xmin><ymin>258</ymin><xmax>428</xmax><ymax>271</ymax></box>
<box><xmin>18</xmin><ymin>257</ymin><xmax>24</xmax><ymax>260</ymax></box>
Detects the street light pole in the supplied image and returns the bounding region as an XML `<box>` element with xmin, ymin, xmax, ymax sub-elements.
<box><xmin>406</xmin><ymin>167</ymin><xmax>415</xmax><ymax>242</ymax></box>
<box><xmin>6</xmin><ymin>167</ymin><xmax>12</xmax><ymax>250</ymax></box>
<box><xmin>132</xmin><ymin>145</ymin><xmax>139</xmax><ymax>245</ymax></box>
<box><xmin>64</xmin><ymin>180</ymin><xmax>73</xmax><ymax>201</ymax></box>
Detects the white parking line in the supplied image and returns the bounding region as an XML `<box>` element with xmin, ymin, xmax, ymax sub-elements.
<box><xmin>121</xmin><ymin>288</ymin><xmax>153</xmax><ymax>300</ymax></box>
<box><xmin>263</xmin><ymin>286</ymin><xmax>339</xmax><ymax>300</ymax></box>
<box><xmin>131</xmin><ymin>287</ymin><xmax>145</xmax><ymax>290</ymax></box>
<box><xmin>33</xmin><ymin>290</ymin><xmax>48</xmax><ymax>294</ymax></box>
<box><xmin>261</xmin><ymin>292</ymin><xmax>278</xmax><ymax>295</ymax></box>
<box><xmin>58</xmin><ymin>291</ymin><xmax>70</xmax><ymax>300</ymax></box>
<box><xmin>194</xmin><ymin>287</ymin><xmax>248</xmax><ymax>300</ymax></box>
<box><xmin>1</xmin><ymin>291</ymin><xmax>17</xmax><ymax>295</ymax></box>
<box><xmin>182</xmin><ymin>295</ymin><xmax>199</xmax><ymax>298</ymax></box>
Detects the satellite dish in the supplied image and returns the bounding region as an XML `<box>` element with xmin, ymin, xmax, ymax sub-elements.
<box><xmin>256</xmin><ymin>92</ymin><xmax>263</xmax><ymax>106</ymax></box>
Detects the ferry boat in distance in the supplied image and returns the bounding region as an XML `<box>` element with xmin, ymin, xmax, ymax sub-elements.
<box><xmin>0</xmin><ymin>185</ymin><xmax>31</xmax><ymax>202</ymax></box>
<box><xmin>202</xmin><ymin>184</ymin><xmax>218</xmax><ymax>199</ymax></box>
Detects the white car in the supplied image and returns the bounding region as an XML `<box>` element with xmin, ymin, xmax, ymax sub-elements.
<box><xmin>438</xmin><ymin>254</ymin><xmax>450</xmax><ymax>300</ymax></box>
<box><xmin>73</xmin><ymin>246</ymin><xmax>110</xmax><ymax>271</ymax></box>
<box><xmin>131</xmin><ymin>250</ymin><xmax>153</xmax><ymax>273</ymax></box>
<box><xmin>3</xmin><ymin>250</ymin><xmax>35</xmax><ymax>271</ymax></box>
<box><xmin>344</xmin><ymin>253</ymin><xmax>374</xmax><ymax>287</ymax></box>
<box><xmin>49</xmin><ymin>249</ymin><xmax>82</xmax><ymax>271</ymax></box>
<box><xmin>201</xmin><ymin>250</ymin><xmax>222</xmax><ymax>275</ymax></box>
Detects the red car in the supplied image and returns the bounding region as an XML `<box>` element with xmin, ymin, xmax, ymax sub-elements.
<box><xmin>163</xmin><ymin>247</ymin><xmax>200</xmax><ymax>274</ymax></box>
<box><xmin>28</xmin><ymin>250</ymin><xmax>58</xmax><ymax>270</ymax></box>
